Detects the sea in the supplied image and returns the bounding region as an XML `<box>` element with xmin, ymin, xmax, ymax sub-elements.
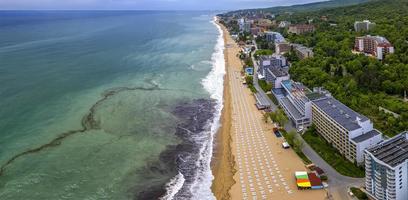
<box><xmin>0</xmin><ymin>11</ymin><xmax>225</xmax><ymax>200</ymax></box>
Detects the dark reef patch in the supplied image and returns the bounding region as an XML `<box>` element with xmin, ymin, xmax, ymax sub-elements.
<box><xmin>134</xmin><ymin>98</ymin><xmax>216</xmax><ymax>200</ymax></box>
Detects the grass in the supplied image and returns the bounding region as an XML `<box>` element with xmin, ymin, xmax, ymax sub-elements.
<box><xmin>267</xmin><ymin>94</ymin><xmax>279</xmax><ymax>105</ymax></box>
<box><xmin>258</xmin><ymin>80</ymin><xmax>272</xmax><ymax>92</ymax></box>
<box><xmin>302</xmin><ymin>127</ymin><xmax>365</xmax><ymax>178</ymax></box>
<box><xmin>254</xmin><ymin>49</ymin><xmax>273</xmax><ymax>59</ymax></box>
<box><xmin>350</xmin><ymin>187</ymin><xmax>368</xmax><ymax>200</ymax></box>
<box><xmin>280</xmin><ymin>130</ymin><xmax>312</xmax><ymax>164</ymax></box>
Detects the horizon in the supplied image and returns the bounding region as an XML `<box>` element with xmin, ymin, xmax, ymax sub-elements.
<box><xmin>0</xmin><ymin>0</ymin><xmax>324</xmax><ymax>11</ymax></box>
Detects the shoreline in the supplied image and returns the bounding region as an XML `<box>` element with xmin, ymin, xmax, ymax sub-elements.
<box><xmin>210</xmin><ymin>19</ymin><xmax>236</xmax><ymax>200</ymax></box>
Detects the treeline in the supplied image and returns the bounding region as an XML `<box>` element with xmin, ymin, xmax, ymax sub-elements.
<box><xmin>285</xmin><ymin>0</ymin><xmax>408</xmax><ymax>136</ymax></box>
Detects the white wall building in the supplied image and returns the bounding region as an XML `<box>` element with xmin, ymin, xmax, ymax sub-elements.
<box><xmin>311</xmin><ymin>95</ymin><xmax>383</xmax><ymax>164</ymax></box>
<box><xmin>354</xmin><ymin>20</ymin><xmax>376</xmax><ymax>32</ymax></box>
<box><xmin>365</xmin><ymin>132</ymin><xmax>408</xmax><ymax>200</ymax></box>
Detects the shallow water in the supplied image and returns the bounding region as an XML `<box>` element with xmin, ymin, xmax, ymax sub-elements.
<box><xmin>0</xmin><ymin>11</ymin><xmax>222</xmax><ymax>199</ymax></box>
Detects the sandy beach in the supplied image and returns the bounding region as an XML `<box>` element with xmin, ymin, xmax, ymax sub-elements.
<box><xmin>211</xmin><ymin>20</ymin><xmax>236</xmax><ymax>200</ymax></box>
<box><xmin>211</xmin><ymin>20</ymin><xmax>326</xmax><ymax>200</ymax></box>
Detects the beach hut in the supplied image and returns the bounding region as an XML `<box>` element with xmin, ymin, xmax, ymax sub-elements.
<box><xmin>308</xmin><ymin>173</ymin><xmax>323</xmax><ymax>190</ymax></box>
<box><xmin>295</xmin><ymin>171</ymin><xmax>311</xmax><ymax>189</ymax></box>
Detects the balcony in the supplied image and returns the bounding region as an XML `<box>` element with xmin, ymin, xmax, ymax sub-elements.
<box><xmin>387</xmin><ymin>170</ymin><xmax>395</xmax><ymax>177</ymax></box>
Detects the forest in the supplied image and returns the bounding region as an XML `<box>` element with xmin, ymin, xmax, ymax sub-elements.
<box><xmin>282</xmin><ymin>0</ymin><xmax>408</xmax><ymax>136</ymax></box>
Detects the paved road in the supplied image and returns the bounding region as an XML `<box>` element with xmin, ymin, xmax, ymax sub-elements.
<box><xmin>250</xmin><ymin>42</ymin><xmax>364</xmax><ymax>200</ymax></box>
<box><xmin>250</xmin><ymin>40</ymin><xmax>277</xmax><ymax>111</ymax></box>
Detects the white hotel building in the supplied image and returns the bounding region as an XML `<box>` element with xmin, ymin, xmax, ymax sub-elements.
<box><xmin>311</xmin><ymin>95</ymin><xmax>383</xmax><ymax>164</ymax></box>
<box><xmin>365</xmin><ymin>132</ymin><xmax>408</xmax><ymax>200</ymax></box>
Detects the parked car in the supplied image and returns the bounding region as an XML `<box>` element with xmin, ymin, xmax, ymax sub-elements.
<box><xmin>282</xmin><ymin>142</ymin><xmax>290</xmax><ymax>149</ymax></box>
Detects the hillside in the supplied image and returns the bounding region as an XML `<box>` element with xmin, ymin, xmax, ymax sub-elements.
<box><xmin>222</xmin><ymin>0</ymin><xmax>370</xmax><ymax>16</ymax></box>
<box><xmin>284</xmin><ymin>0</ymin><xmax>408</xmax><ymax>136</ymax></box>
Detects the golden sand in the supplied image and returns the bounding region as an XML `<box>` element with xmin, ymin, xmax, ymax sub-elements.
<box><xmin>211</xmin><ymin>21</ymin><xmax>327</xmax><ymax>200</ymax></box>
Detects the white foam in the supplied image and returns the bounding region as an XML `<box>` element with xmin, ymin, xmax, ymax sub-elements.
<box><xmin>190</xmin><ymin>17</ymin><xmax>225</xmax><ymax>200</ymax></box>
<box><xmin>159</xmin><ymin>16</ymin><xmax>225</xmax><ymax>200</ymax></box>
<box><xmin>160</xmin><ymin>172</ymin><xmax>186</xmax><ymax>200</ymax></box>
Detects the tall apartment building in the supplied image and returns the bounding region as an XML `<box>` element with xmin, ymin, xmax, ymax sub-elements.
<box><xmin>311</xmin><ymin>95</ymin><xmax>383</xmax><ymax>164</ymax></box>
<box><xmin>288</xmin><ymin>24</ymin><xmax>315</xmax><ymax>35</ymax></box>
<box><xmin>365</xmin><ymin>132</ymin><xmax>408</xmax><ymax>200</ymax></box>
<box><xmin>355</xmin><ymin>35</ymin><xmax>394</xmax><ymax>60</ymax></box>
<box><xmin>239</xmin><ymin>18</ymin><xmax>252</xmax><ymax>33</ymax></box>
<box><xmin>273</xmin><ymin>80</ymin><xmax>313</xmax><ymax>129</ymax></box>
<box><xmin>354</xmin><ymin>20</ymin><xmax>376</xmax><ymax>32</ymax></box>
<box><xmin>265</xmin><ymin>31</ymin><xmax>285</xmax><ymax>43</ymax></box>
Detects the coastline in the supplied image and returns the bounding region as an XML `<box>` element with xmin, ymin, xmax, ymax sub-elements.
<box><xmin>211</xmin><ymin>19</ymin><xmax>236</xmax><ymax>200</ymax></box>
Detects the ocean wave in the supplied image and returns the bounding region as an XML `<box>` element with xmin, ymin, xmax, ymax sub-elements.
<box><xmin>159</xmin><ymin>172</ymin><xmax>185</xmax><ymax>200</ymax></box>
<box><xmin>159</xmin><ymin>17</ymin><xmax>225</xmax><ymax>200</ymax></box>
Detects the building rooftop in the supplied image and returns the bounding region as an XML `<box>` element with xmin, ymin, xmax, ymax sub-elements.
<box><xmin>368</xmin><ymin>131</ymin><xmax>408</xmax><ymax>167</ymax></box>
<box><xmin>358</xmin><ymin>35</ymin><xmax>392</xmax><ymax>46</ymax></box>
<box><xmin>312</xmin><ymin>96</ymin><xmax>369</xmax><ymax>131</ymax></box>
<box><xmin>281</xmin><ymin>97</ymin><xmax>303</xmax><ymax>120</ymax></box>
<box><xmin>254</xmin><ymin>92</ymin><xmax>271</xmax><ymax>107</ymax></box>
<box><xmin>266</xmin><ymin>67</ymin><xmax>288</xmax><ymax>78</ymax></box>
<box><xmin>272</xmin><ymin>88</ymin><xmax>285</xmax><ymax>97</ymax></box>
<box><xmin>306</xmin><ymin>92</ymin><xmax>326</xmax><ymax>101</ymax></box>
<box><xmin>351</xmin><ymin>129</ymin><xmax>382</xmax><ymax>143</ymax></box>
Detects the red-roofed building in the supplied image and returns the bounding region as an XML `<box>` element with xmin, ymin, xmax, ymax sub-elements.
<box><xmin>354</xmin><ymin>35</ymin><xmax>394</xmax><ymax>60</ymax></box>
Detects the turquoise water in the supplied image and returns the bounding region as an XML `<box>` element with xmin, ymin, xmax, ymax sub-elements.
<box><xmin>0</xmin><ymin>11</ymin><xmax>221</xmax><ymax>199</ymax></box>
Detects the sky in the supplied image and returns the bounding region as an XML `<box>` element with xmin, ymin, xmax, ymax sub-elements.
<box><xmin>0</xmin><ymin>0</ymin><xmax>324</xmax><ymax>10</ymax></box>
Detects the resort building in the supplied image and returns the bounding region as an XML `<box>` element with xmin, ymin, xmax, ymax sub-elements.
<box><xmin>354</xmin><ymin>35</ymin><xmax>394</xmax><ymax>60</ymax></box>
<box><xmin>239</xmin><ymin>18</ymin><xmax>252</xmax><ymax>33</ymax></box>
<box><xmin>259</xmin><ymin>55</ymin><xmax>287</xmax><ymax>70</ymax></box>
<box><xmin>292</xmin><ymin>44</ymin><xmax>314</xmax><ymax>59</ymax></box>
<box><xmin>275</xmin><ymin>42</ymin><xmax>291</xmax><ymax>55</ymax></box>
<box><xmin>265</xmin><ymin>67</ymin><xmax>290</xmax><ymax>89</ymax></box>
<box><xmin>265</xmin><ymin>31</ymin><xmax>286</xmax><ymax>43</ymax></box>
<box><xmin>365</xmin><ymin>132</ymin><xmax>408</xmax><ymax>200</ymax></box>
<box><xmin>354</xmin><ymin>20</ymin><xmax>376</xmax><ymax>32</ymax></box>
<box><xmin>278</xmin><ymin>21</ymin><xmax>291</xmax><ymax>28</ymax></box>
<box><xmin>288</xmin><ymin>24</ymin><xmax>316</xmax><ymax>35</ymax></box>
<box><xmin>272</xmin><ymin>80</ymin><xmax>314</xmax><ymax>129</ymax></box>
<box><xmin>259</xmin><ymin>54</ymin><xmax>288</xmax><ymax>80</ymax></box>
<box><xmin>257</xmin><ymin>19</ymin><xmax>275</xmax><ymax>31</ymax></box>
<box><xmin>310</xmin><ymin>94</ymin><xmax>383</xmax><ymax>164</ymax></box>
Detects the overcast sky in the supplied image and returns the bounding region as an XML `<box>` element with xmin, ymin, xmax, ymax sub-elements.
<box><xmin>0</xmin><ymin>0</ymin><xmax>324</xmax><ymax>10</ymax></box>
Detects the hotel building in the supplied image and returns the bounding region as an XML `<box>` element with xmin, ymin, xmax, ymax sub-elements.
<box><xmin>272</xmin><ymin>80</ymin><xmax>313</xmax><ymax>129</ymax></box>
<box><xmin>365</xmin><ymin>132</ymin><xmax>408</xmax><ymax>200</ymax></box>
<box><xmin>354</xmin><ymin>20</ymin><xmax>376</xmax><ymax>32</ymax></box>
<box><xmin>265</xmin><ymin>67</ymin><xmax>290</xmax><ymax>89</ymax></box>
<box><xmin>292</xmin><ymin>44</ymin><xmax>314</xmax><ymax>59</ymax></box>
<box><xmin>265</xmin><ymin>31</ymin><xmax>286</xmax><ymax>43</ymax></box>
<box><xmin>355</xmin><ymin>35</ymin><xmax>394</xmax><ymax>60</ymax></box>
<box><xmin>239</xmin><ymin>18</ymin><xmax>252</xmax><ymax>33</ymax></box>
<box><xmin>288</xmin><ymin>24</ymin><xmax>315</xmax><ymax>35</ymax></box>
<box><xmin>311</xmin><ymin>95</ymin><xmax>383</xmax><ymax>164</ymax></box>
<box><xmin>278</xmin><ymin>21</ymin><xmax>291</xmax><ymax>28</ymax></box>
<box><xmin>275</xmin><ymin>42</ymin><xmax>291</xmax><ymax>55</ymax></box>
